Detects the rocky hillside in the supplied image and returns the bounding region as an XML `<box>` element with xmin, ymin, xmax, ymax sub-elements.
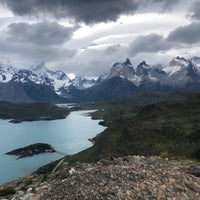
<box><xmin>1</xmin><ymin>156</ymin><xmax>200</xmax><ymax>200</ymax></box>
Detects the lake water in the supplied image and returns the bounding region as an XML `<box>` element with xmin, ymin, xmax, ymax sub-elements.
<box><xmin>0</xmin><ymin>110</ymin><xmax>106</xmax><ymax>185</ymax></box>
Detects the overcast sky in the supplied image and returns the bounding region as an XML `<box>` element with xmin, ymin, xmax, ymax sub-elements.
<box><xmin>0</xmin><ymin>0</ymin><xmax>199</xmax><ymax>77</ymax></box>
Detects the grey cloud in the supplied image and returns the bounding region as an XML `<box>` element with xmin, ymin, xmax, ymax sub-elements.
<box><xmin>0</xmin><ymin>37</ymin><xmax>75</xmax><ymax>64</ymax></box>
<box><xmin>105</xmin><ymin>44</ymin><xmax>124</xmax><ymax>54</ymax></box>
<box><xmin>190</xmin><ymin>1</ymin><xmax>200</xmax><ymax>20</ymax></box>
<box><xmin>152</xmin><ymin>0</ymin><xmax>180</xmax><ymax>10</ymax></box>
<box><xmin>129</xmin><ymin>34</ymin><xmax>173</xmax><ymax>56</ymax></box>
<box><xmin>6</xmin><ymin>22</ymin><xmax>77</xmax><ymax>46</ymax></box>
<box><xmin>62</xmin><ymin>45</ymin><xmax>127</xmax><ymax>76</ymax></box>
<box><xmin>0</xmin><ymin>22</ymin><xmax>76</xmax><ymax>66</ymax></box>
<box><xmin>167</xmin><ymin>22</ymin><xmax>200</xmax><ymax>44</ymax></box>
<box><xmin>1</xmin><ymin>0</ymin><xmax>180</xmax><ymax>24</ymax></box>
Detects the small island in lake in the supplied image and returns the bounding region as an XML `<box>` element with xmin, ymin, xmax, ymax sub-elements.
<box><xmin>6</xmin><ymin>143</ymin><xmax>56</xmax><ymax>159</ymax></box>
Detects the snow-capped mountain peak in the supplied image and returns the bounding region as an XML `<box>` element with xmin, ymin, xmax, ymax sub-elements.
<box><xmin>0</xmin><ymin>64</ymin><xmax>17</xmax><ymax>82</ymax></box>
<box><xmin>163</xmin><ymin>57</ymin><xmax>190</xmax><ymax>77</ymax></box>
<box><xmin>71</xmin><ymin>76</ymin><xmax>96</xmax><ymax>89</ymax></box>
<box><xmin>123</xmin><ymin>58</ymin><xmax>132</xmax><ymax>66</ymax></box>
<box><xmin>0</xmin><ymin>56</ymin><xmax>200</xmax><ymax>102</ymax></box>
<box><xmin>169</xmin><ymin>56</ymin><xmax>189</xmax><ymax>67</ymax></box>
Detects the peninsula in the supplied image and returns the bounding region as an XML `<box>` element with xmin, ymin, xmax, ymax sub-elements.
<box><xmin>0</xmin><ymin>101</ymin><xmax>69</xmax><ymax>123</ymax></box>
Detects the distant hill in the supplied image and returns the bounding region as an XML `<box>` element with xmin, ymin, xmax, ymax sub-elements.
<box><xmin>0</xmin><ymin>101</ymin><xmax>69</xmax><ymax>123</ymax></box>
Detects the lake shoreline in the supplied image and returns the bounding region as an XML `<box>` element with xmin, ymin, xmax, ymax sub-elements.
<box><xmin>0</xmin><ymin>109</ymin><xmax>106</xmax><ymax>186</ymax></box>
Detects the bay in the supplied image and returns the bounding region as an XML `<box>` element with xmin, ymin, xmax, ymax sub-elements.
<box><xmin>0</xmin><ymin>110</ymin><xmax>106</xmax><ymax>185</ymax></box>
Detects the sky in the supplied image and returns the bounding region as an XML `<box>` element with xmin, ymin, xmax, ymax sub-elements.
<box><xmin>0</xmin><ymin>0</ymin><xmax>199</xmax><ymax>77</ymax></box>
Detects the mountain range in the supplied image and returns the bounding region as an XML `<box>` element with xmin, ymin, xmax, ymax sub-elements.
<box><xmin>0</xmin><ymin>56</ymin><xmax>200</xmax><ymax>102</ymax></box>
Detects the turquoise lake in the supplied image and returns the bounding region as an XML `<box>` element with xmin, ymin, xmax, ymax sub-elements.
<box><xmin>0</xmin><ymin>110</ymin><xmax>106</xmax><ymax>185</ymax></box>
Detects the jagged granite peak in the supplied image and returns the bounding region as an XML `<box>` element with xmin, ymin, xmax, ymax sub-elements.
<box><xmin>123</xmin><ymin>58</ymin><xmax>132</xmax><ymax>66</ymax></box>
<box><xmin>107</xmin><ymin>58</ymin><xmax>136</xmax><ymax>82</ymax></box>
<box><xmin>137</xmin><ymin>61</ymin><xmax>151</xmax><ymax>68</ymax></box>
<box><xmin>136</xmin><ymin>61</ymin><xmax>151</xmax><ymax>76</ymax></box>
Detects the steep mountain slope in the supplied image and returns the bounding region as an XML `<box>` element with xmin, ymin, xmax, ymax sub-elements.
<box><xmin>0</xmin><ymin>81</ymin><xmax>63</xmax><ymax>103</ymax></box>
<box><xmin>82</xmin><ymin>76</ymin><xmax>138</xmax><ymax>101</ymax></box>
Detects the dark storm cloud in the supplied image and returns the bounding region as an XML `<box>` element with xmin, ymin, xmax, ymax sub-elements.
<box><xmin>6</xmin><ymin>22</ymin><xmax>78</xmax><ymax>46</ymax></box>
<box><xmin>1</xmin><ymin>0</ymin><xmax>180</xmax><ymax>24</ymax></box>
<box><xmin>190</xmin><ymin>1</ymin><xmax>200</xmax><ymax>20</ymax></box>
<box><xmin>167</xmin><ymin>22</ymin><xmax>200</xmax><ymax>44</ymax></box>
<box><xmin>129</xmin><ymin>34</ymin><xmax>173</xmax><ymax>56</ymax></box>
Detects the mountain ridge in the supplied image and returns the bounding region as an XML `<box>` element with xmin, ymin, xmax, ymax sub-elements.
<box><xmin>0</xmin><ymin>56</ymin><xmax>200</xmax><ymax>102</ymax></box>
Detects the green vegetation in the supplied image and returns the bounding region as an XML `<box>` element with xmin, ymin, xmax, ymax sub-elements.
<box><xmin>36</xmin><ymin>91</ymin><xmax>200</xmax><ymax>174</ymax></box>
<box><xmin>0</xmin><ymin>101</ymin><xmax>69</xmax><ymax>123</ymax></box>
<box><xmin>0</xmin><ymin>187</ymin><xmax>15</xmax><ymax>197</ymax></box>
<box><xmin>65</xmin><ymin>92</ymin><xmax>200</xmax><ymax>163</ymax></box>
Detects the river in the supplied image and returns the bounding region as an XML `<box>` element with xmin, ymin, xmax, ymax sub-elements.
<box><xmin>0</xmin><ymin>110</ymin><xmax>106</xmax><ymax>185</ymax></box>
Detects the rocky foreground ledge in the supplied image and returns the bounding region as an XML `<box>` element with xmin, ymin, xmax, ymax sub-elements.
<box><xmin>1</xmin><ymin>156</ymin><xmax>200</xmax><ymax>200</ymax></box>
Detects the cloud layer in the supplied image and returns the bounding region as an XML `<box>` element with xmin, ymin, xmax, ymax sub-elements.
<box><xmin>129</xmin><ymin>34</ymin><xmax>173</xmax><ymax>56</ymax></box>
<box><xmin>1</xmin><ymin>0</ymin><xmax>180</xmax><ymax>24</ymax></box>
<box><xmin>0</xmin><ymin>21</ymin><xmax>76</xmax><ymax>66</ymax></box>
<box><xmin>190</xmin><ymin>1</ymin><xmax>200</xmax><ymax>20</ymax></box>
<box><xmin>6</xmin><ymin>22</ymin><xmax>78</xmax><ymax>46</ymax></box>
<box><xmin>0</xmin><ymin>0</ymin><xmax>199</xmax><ymax>76</ymax></box>
<box><xmin>168</xmin><ymin>22</ymin><xmax>200</xmax><ymax>44</ymax></box>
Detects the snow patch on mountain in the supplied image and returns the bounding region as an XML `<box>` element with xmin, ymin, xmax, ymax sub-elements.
<box><xmin>163</xmin><ymin>66</ymin><xmax>183</xmax><ymax>76</ymax></box>
<box><xmin>163</xmin><ymin>57</ymin><xmax>190</xmax><ymax>76</ymax></box>
<box><xmin>0</xmin><ymin>64</ymin><xmax>17</xmax><ymax>82</ymax></box>
<box><xmin>71</xmin><ymin>76</ymin><xmax>97</xmax><ymax>89</ymax></box>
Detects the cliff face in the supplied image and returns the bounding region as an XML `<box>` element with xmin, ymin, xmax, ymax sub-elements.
<box><xmin>1</xmin><ymin>156</ymin><xmax>200</xmax><ymax>200</ymax></box>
